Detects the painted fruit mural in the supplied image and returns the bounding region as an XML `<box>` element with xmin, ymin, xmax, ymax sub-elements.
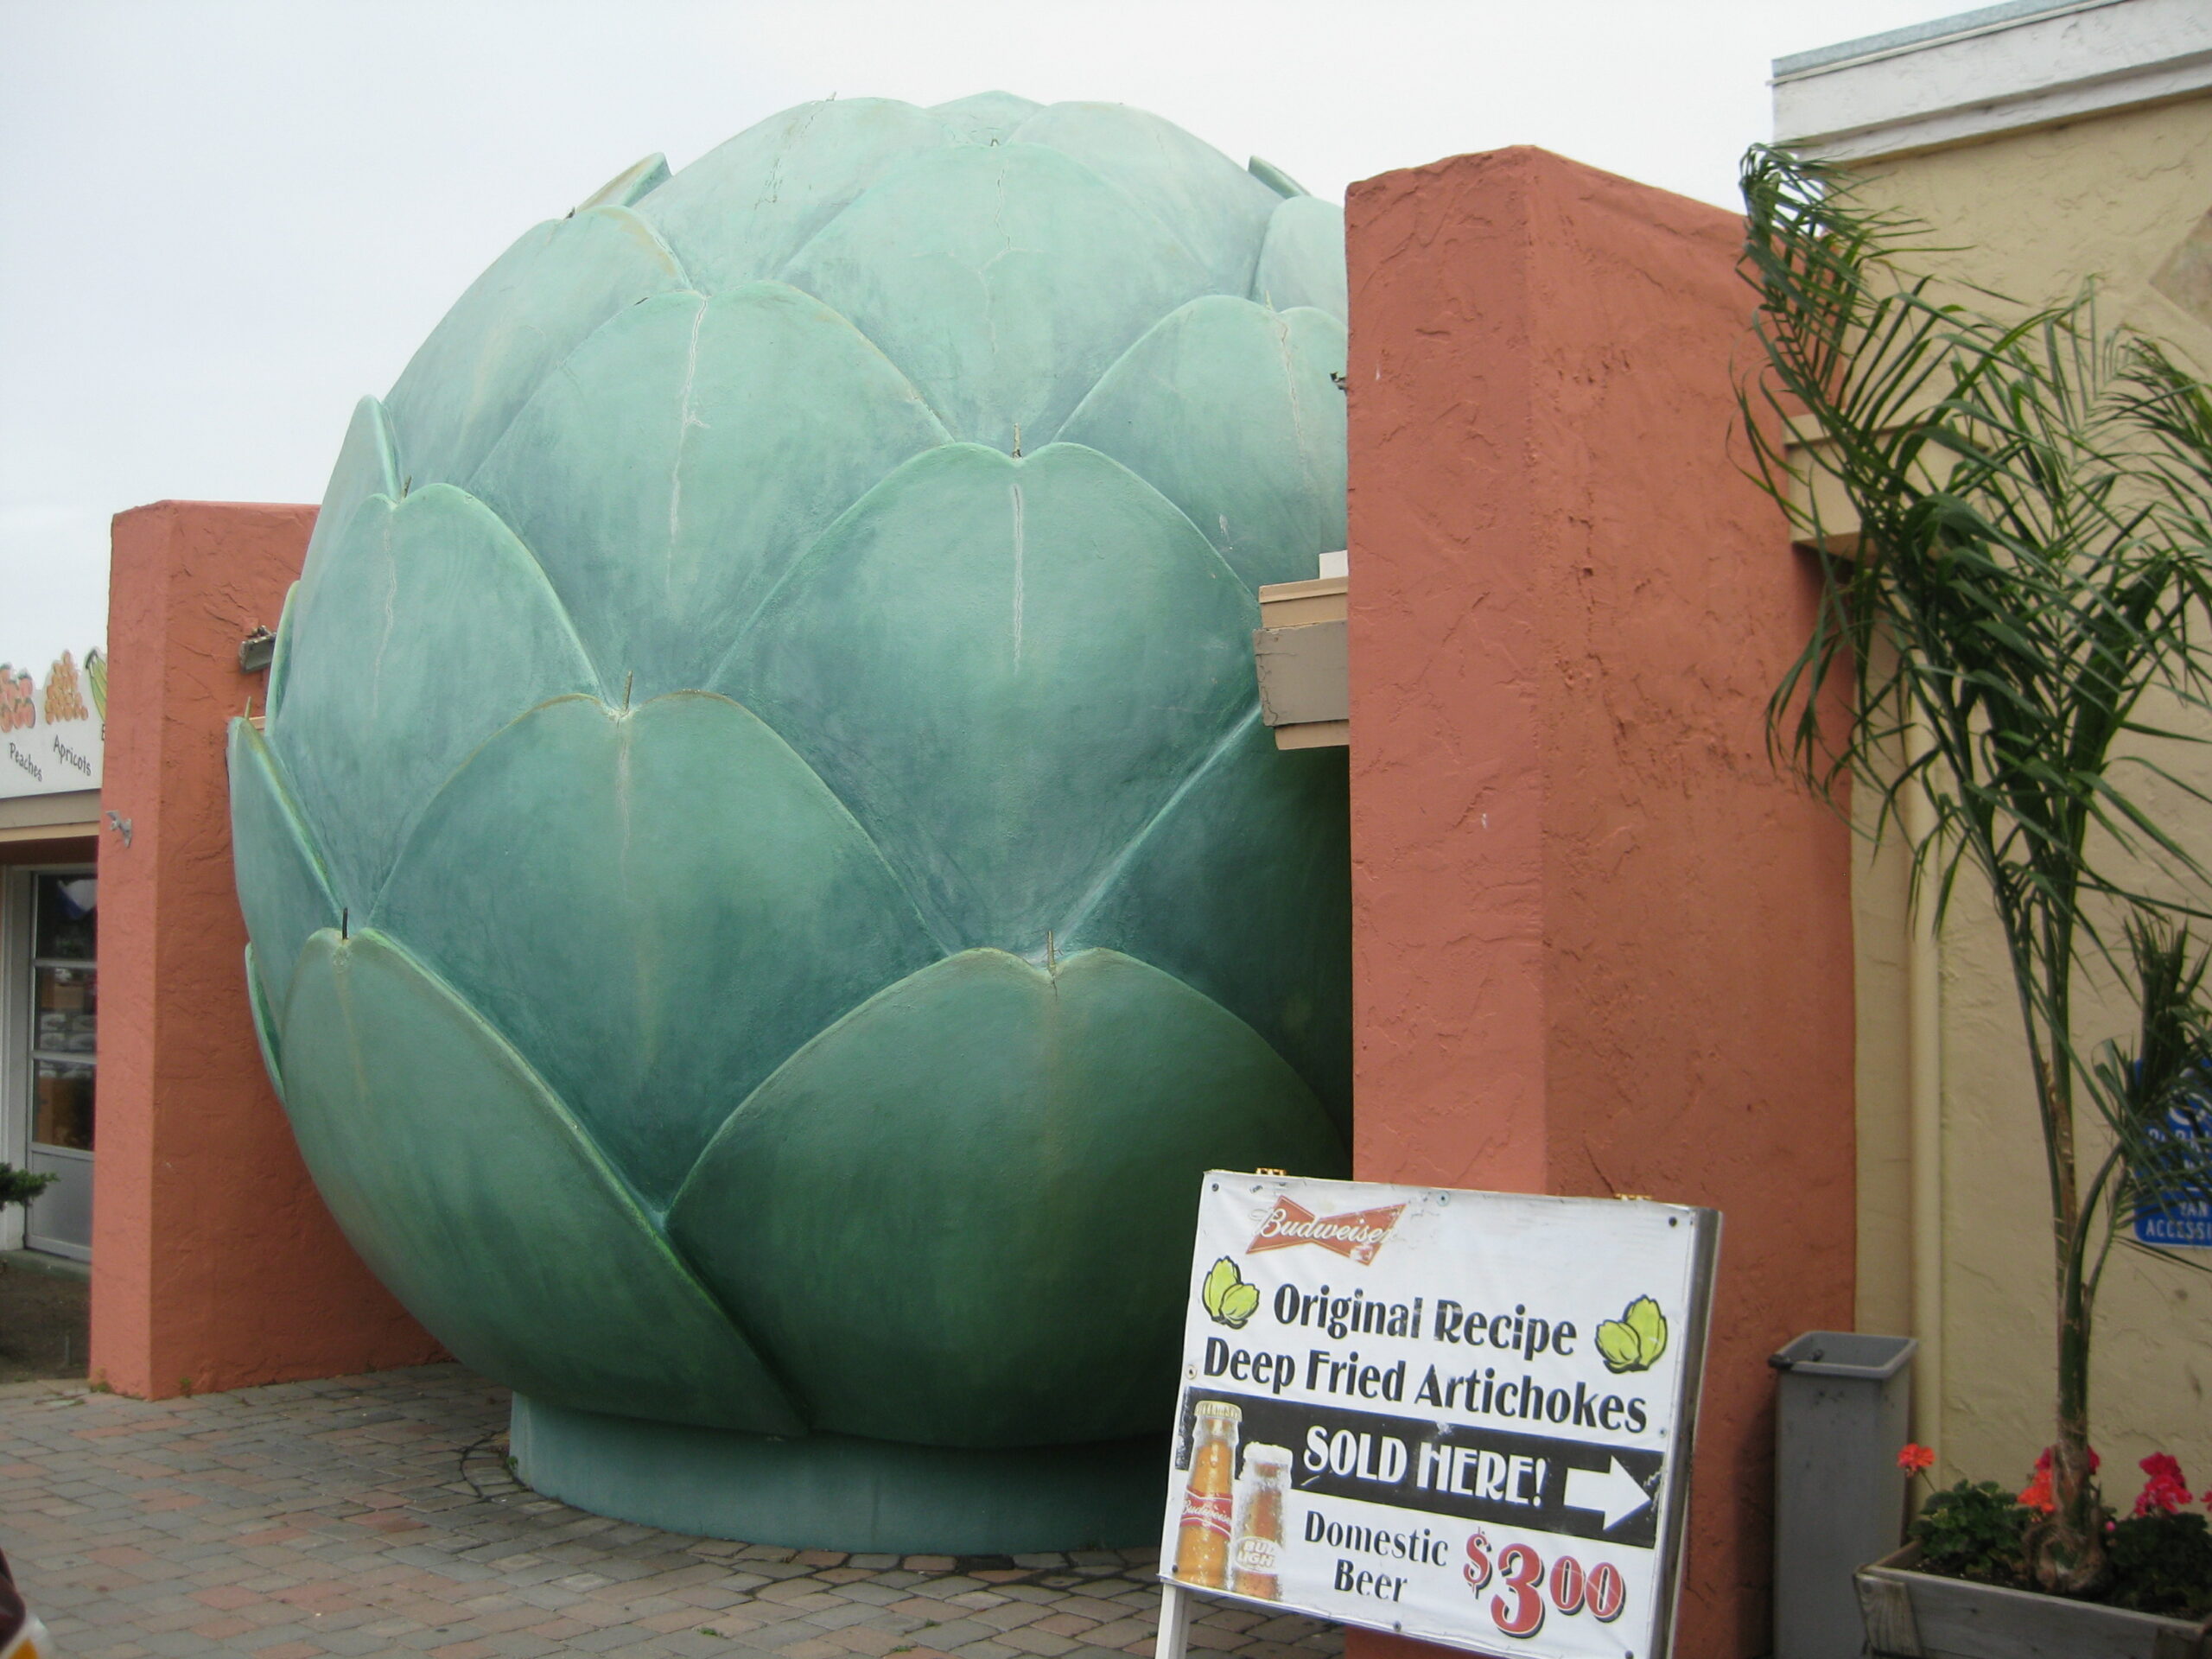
<box><xmin>229</xmin><ymin>94</ymin><xmax>1350</xmax><ymax>1474</ymax></box>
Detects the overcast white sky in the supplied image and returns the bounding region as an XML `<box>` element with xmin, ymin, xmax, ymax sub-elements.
<box><xmin>0</xmin><ymin>0</ymin><xmax>1967</xmax><ymax>665</ymax></box>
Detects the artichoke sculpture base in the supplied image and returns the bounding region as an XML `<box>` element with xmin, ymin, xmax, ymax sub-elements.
<box><xmin>511</xmin><ymin>1396</ymin><xmax>1166</xmax><ymax>1554</ymax></box>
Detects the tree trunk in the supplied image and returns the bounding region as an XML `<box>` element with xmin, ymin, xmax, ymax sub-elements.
<box><xmin>2028</xmin><ymin>1192</ymin><xmax>2108</xmax><ymax>1594</ymax></box>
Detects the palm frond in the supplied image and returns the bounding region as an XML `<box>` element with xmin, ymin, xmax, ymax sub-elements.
<box><xmin>2087</xmin><ymin>917</ymin><xmax>2212</xmax><ymax>1262</ymax></box>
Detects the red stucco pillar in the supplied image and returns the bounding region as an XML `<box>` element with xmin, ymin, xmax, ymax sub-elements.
<box><xmin>1343</xmin><ymin>149</ymin><xmax>1856</xmax><ymax>1656</ymax></box>
<box><xmin>93</xmin><ymin>500</ymin><xmax>443</xmax><ymax>1398</ymax></box>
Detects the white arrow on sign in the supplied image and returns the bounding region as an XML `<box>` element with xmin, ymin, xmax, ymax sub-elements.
<box><xmin>1564</xmin><ymin>1458</ymin><xmax>1654</xmax><ymax>1530</ymax></box>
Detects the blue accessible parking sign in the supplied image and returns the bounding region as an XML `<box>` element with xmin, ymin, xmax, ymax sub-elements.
<box><xmin>2135</xmin><ymin>1090</ymin><xmax>2212</xmax><ymax>1249</ymax></box>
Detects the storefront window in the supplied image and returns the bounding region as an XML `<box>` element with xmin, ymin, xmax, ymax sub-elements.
<box><xmin>35</xmin><ymin>966</ymin><xmax>96</xmax><ymax>1051</ymax></box>
<box><xmin>29</xmin><ymin>874</ymin><xmax>95</xmax><ymax>1154</ymax></box>
<box><xmin>34</xmin><ymin>875</ymin><xmax>97</xmax><ymax>961</ymax></box>
<box><xmin>33</xmin><ymin>1060</ymin><xmax>94</xmax><ymax>1151</ymax></box>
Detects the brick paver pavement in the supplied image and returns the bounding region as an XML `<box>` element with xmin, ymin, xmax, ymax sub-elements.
<box><xmin>0</xmin><ymin>1365</ymin><xmax>1344</xmax><ymax>1659</ymax></box>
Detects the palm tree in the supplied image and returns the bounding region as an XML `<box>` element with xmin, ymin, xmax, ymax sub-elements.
<box><xmin>1737</xmin><ymin>143</ymin><xmax>2212</xmax><ymax>1595</ymax></box>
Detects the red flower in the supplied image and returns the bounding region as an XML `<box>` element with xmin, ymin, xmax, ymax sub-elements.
<box><xmin>2021</xmin><ymin>1446</ymin><xmax>2103</xmax><ymax>1515</ymax></box>
<box><xmin>2133</xmin><ymin>1453</ymin><xmax>2193</xmax><ymax>1517</ymax></box>
<box><xmin>2020</xmin><ymin>1449</ymin><xmax>2056</xmax><ymax>1515</ymax></box>
<box><xmin>1898</xmin><ymin>1443</ymin><xmax>1936</xmax><ymax>1475</ymax></box>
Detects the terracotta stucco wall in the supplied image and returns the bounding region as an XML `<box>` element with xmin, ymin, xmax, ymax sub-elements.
<box><xmin>94</xmin><ymin>500</ymin><xmax>442</xmax><ymax>1397</ymax></box>
<box><xmin>1844</xmin><ymin>94</ymin><xmax>2212</xmax><ymax>1497</ymax></box>
<box><xmin>1343</xmin><ymin>148</ymin><xmax>1857</xmax><ymax>1656</ymax></box>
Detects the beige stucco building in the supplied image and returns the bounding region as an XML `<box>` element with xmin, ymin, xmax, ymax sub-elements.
<box><xmin>1777</xmin><ymin>0</ymin><xmax>2212</xmax><ymax>1491</ymax></box>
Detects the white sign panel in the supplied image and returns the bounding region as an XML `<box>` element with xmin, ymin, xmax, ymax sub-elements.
<box><xmin>0</xmin><ymin>649</ymin><xmax>105</xmax><ymax>800</ymax></box>
<box><xmin>1160</xmin><ymin>1173</ymin><xmax>1719</xmax><ymax>1659</ymax></box>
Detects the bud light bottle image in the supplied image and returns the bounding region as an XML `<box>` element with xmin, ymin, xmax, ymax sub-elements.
<box><xmin>1231</xmin><ymin>1443</ymin><xmax>1291</xmax><ymax>1599</ymax></box>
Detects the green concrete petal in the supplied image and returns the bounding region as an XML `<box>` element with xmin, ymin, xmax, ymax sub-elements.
<box><xmin>722</xmin><ymin>442</ymin><xmax>1255</xmax><ymax>950</ymax></box>
<box><xmin>468</xmin><ymin>284</ymin><xmax>949</xmax><ymax>699</ymax></box>
<box><xmin>373</xmin><ymin>692</ymin><xmax>941</xmax><ymax>1205</ymax></box>
<box><xmin>227</xmin><ymin>719</ymin><xmax>341</xmax><ymax>1029</ymax></box>
<box><xmin>275</xmin><ymin>397</ymin><xmax>405</xmax><ymax>726</ymax></box>
<box><xmin>1061</xmin><ymin>713</ymin><xmax>1351</xmax><ymax>1133</ymax></box>
<box><xmin>384</xmin><ymin>206</ymin><xmax>689</xmax><ymax>486</ymax></box>
<box><xmin>1058</xmin><ymin>296</ymin><xmax>1346</xmax><ymax>589</ymax></box>
<box><xmin>1253</xmin><ymin>194</ymin><xmax>1347</xmax><ymax>322</ymax></box>
<box><xmin>929</xmin><ymin>91</ymin><xmax>1041</xmax><ymax>145</ymax></box>
<box><xmin>264</xmin><ymin>580</ymin><xmax>298</xmax><ymax>721</ymax></box>
<box><xmin>279</xmin><ymin>927</ymin><xmax>804</xmax><ymax>1434</ymax></box>
<box><xmin>667</xmin><ymin>947</ymin><xmax>1345</xmax><ymax>1446</ymax></box>
<box><xmin>1011</xmin><ymin>102</ymin><xmax>1280</xmax><ymax>297</ymax></box>
<box><xmin>313</xmin><ymin>396</ymin><xmax>402</xmax><ymax>542</ymax></box>
<box><xmin>580</xmin><ymin>152</ymin><xmax>671</xmax><ymax>211</ymax></box>
<box><xmin>267</xmin><ymin>485</ymin><xmax>600</xmax><ymax>912</ymax></box>
<box><xmin>780</xmin><ymin>144</ymin><xmax>1208</xmax><ymax>452</ymax></box>
<box><xmin>640</xmin><ymin>99</ymin><xmax>954</xmax><ymax>291</ymax></box>
<box><xmin>245</xmin><ymin>944</ymin><xmax>284</xmax><ymax>1096</ymax></box>
<box><xmin>1248</xmin><ymin>156</ymin><xmax>1309</xmax><ymax>199</ymax></box>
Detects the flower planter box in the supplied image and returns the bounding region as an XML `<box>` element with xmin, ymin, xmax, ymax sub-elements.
<box><xmin>1857</xmin><ymin>1545</ymin><xmax>2212</xmax><ymax>1658</ymax></box>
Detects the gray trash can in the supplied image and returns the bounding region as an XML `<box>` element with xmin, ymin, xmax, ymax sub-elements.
<box><xmin>1770</xmin><ymin>1331</ymin><xmax>1917</xmax><ymax>1659</ymax></box>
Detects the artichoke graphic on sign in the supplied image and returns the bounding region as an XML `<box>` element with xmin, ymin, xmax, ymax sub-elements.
<box><xmin>227</xmin><ymin>94</ymin><xmax>1350</xmax><ymax>1487</ymax></box>
<box><xmin>1595</xmin><ymin>1295</ymin><xmax>1669</xmax><ymax>1374</ymax></box>
<box><xmin>1202</xmin><ymin>1256</ymin><xmax>1262</xmax><ymax>1330</ymax></box>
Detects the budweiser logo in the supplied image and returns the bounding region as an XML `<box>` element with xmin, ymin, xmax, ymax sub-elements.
<box><xmin>1248</xmin><ymin>1198</ymin><xmax>1405</xmax><ymax>1264</ymax></box>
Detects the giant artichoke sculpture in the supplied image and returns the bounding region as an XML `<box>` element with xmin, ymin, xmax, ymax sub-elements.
<box><xmin>229</xmin><ymin>92</ymin><xmax>1350</xmax><ymax>1543</ymax></box>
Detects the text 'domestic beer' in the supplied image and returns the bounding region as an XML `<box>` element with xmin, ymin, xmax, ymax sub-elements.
<box><xmin>1174</xmin><ymin>1401</ymin><xmax>1242</xmax><ymax>1587</ymax></box>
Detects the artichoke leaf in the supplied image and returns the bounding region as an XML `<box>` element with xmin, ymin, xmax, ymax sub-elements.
<box><xmin>639</xmin><ymin>98</ymin><xmax>957</xmax><ymax>292</ymax></box>
<box><xmin>725</xmin><ymin>442</ymin><xmax>1255</xmax><ymax>953</ymax></box>
<box><xmin>467</xmin><ymin>283</ymin><xmax>949</xmax><ymax>701</ymax></box>
<box><xmin>227</xmin><ymin>719</ymin><xmax>341</xmax><ymax>1026</ymax></box>
<box><xmin>264</xmin><ymin>580</ymin><xmax>299</xmax><ymax>721</ymax></box>
<box><xmin>780</xmin><ymin>142</ymin><xmax>1208</xmax><ymax>453</ymax></box>
<box><xmin>275</xmin><ymin>395</ymin><xmax>401</xmax><ymax>730</ymax></box>
<box><xmin>373</xmin><ymin>691</ymin><xmax>941</xmax><ymax>1204</ymax></box>
<box><xmin>668</xmin><ymin>947</ymin><xmax>1344</xmax><ymax>1447</ymax></box>
<box><xmin>1253</xmin><ymin>194</ymin><xmax>1348</xmax><ymax>323</ymax></box>
<box><xmin>300</xmin><ymin>397</ymin><xmax>400</xmax><ymax>571</ymax></box>
<box><xmin>1058</xmin><ymin>295</ymin><xmax>1346</xmax><ymax>590</ymax></box>
<box><xmin>279</xmin><ymin>927</ymin><xmax>804</xmax><ymax>1434</ymax></box>
<box><xmin>244</xmin><ymin>944</ymin><xmax>284</xmax><ymax>1099</ymax></box>
<box><xmin>1202</xmin><ymin>1257</ymin><xmax>1262</xmax><ymax>1331</ymax></box>
<box><xmin>385</xmin><ymin>205</ymin><xmax>689</xmax><ymax>488</ymax></box>
<box><xmin>1626</xmin><ymin>1294</ymin><xmax>1668</xmax><ymax>1358</ymax></box>
<box><xmin>269</xmin><ymin>485</ymin><xmax>601</xmax><ymax>912</ymax></box>
<box><xmin>1062</xmin><ymin>712</ymin><xmax>1350</xmax><ymax>1132</ymax></box>
<box><xmin>1008</xmin><ymin>102</ymin><xmax>1281</xmax><ymax>297</ymax></box>
<box><xmin>1594</xmin><ymin>1295</ymin><xmax>1669</xmax><ymax>1375</ymax></box>
<box><xmin>1201</xmin><ymin>1257</ymin><xmax>1238</xmax><ymax>1320</ymax></box>
<box><xmin>929</xmin><ymin>92</ymin><xmax>1042</xmax><ymax>146</ymax></box>
<box><xmin>578</xmin><ymin>153</ymin><xmax>671</xmax><ymax>212</ymax></box>
<box><xmin>1248</xmin><ymin>156</ymin><xmax>1309</xmax><ymax>200</ymax></box>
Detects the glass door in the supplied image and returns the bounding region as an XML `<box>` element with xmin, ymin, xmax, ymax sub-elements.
<box><xmin>25</xmin><ymin>871</ymin><xmax>95</xmax><ymax>1258</ymax></box>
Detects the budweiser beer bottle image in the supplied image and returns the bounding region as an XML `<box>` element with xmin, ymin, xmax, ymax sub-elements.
<box><xmin>1230</xmin><ymin>1444</ymin><xmax>1290</xmax><ymax>1600</ymax></box>
<box><xmin>1173</xmin><ymin>1400</ymin><xmax>1243</xmax><ymax>1587</ymax></box>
